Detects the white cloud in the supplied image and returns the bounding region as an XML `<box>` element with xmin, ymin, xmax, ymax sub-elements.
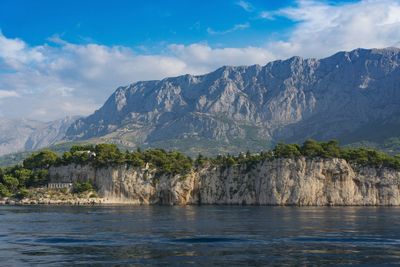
<box><xmin>207</xmin><ymin>23</ymin><xmax>250</xmax><ymax>35</ymax></box>
<box><xmin>0</xmin><ymin>32</ymin><xmax>43</xmax><ymax>71</ymax></box>
<box><xmin>0</xmin><ymin>33</ymin><xmax>274</xmax><ymax>121</ymax></box>
<box><xmin>0</xmin><ymin>0</ymin><xmax>400</xmax><ymax>121</ymax></box>
<box><xmin>265</xmin><ymin>0</ymin><xmax>400</xmax><ymax>58</ymax></box>
<box><xmin>259</xmin><ymin>11</ymin><xmax>275</xmax><ymax>20</ymax></box>
<box><xmin>237</xmin><ymin>0</ymin><xmax>254</xmax><ymax>12</ymax></box>
<box><xmin>169</xmin><ymin>43</ymin><xmax>274</xmax><ymax>73</ymax></box>
<box><xmin>0</xmin><ymin>90</ymin><xmax>19</xmax><ymax>99</ymax></box>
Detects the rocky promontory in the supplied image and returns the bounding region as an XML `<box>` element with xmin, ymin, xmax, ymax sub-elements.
<box><xmin>48</xmin><ymin>157</ymin><xmax>400</xmax><ymax>206</ymax></box>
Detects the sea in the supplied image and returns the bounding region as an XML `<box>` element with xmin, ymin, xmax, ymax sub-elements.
<box><xmin>1</xmin><ymin>205</ymin><xmax>400</xmax><ymax>266</ymax></box>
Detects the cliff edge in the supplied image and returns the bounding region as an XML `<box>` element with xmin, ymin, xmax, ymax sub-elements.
<box><xmin>49</xmin><ymin>157</ymin><xmax>400</xmax><ymax>206</ymax></box>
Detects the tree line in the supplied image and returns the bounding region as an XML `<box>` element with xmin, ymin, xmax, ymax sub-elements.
<box><xmin>1</xmin><ymin>140</ymin><xmax>400</xmax><ymax>198</ymax></box>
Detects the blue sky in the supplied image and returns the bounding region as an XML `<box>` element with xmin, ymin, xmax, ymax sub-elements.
<box><xmin>0</xmin><ymin>0</ymin><xmax>399</xmax><ymax>120</ymax></box>
<box><xmin>1</xmin><ymin>0</ymin><xmax>297</xmax><ymax>48</ymax></box>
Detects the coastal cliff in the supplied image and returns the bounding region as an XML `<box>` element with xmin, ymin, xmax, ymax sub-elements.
<box><xmin>49</xmin><ymin>157</ymin><xmax>400</xmax><ymax>206</ymax></box>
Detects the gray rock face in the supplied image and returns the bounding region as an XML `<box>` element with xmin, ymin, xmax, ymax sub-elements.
<box><xmin>65</xmin><ymin>48</ymin><xmax>400</xmax><ymax>153</ymax></box>
<box><xmin>49</xmin><ymin>157</ymin><xmax>400</xmax><ymax>205</ymax></box>
<box><xmin>0</xmin><ymin>116</ymin><xmax>77</xmax><ymax>156</ymax></box>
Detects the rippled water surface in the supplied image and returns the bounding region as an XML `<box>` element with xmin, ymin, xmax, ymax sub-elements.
<box><xmin>1</xmin><ymin>205</ymin><xmax>400</xmax><ymax>266</ymax></box>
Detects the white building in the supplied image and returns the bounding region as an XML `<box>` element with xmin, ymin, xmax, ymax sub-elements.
<box><xmin>47</xmin><ymin>183</ymin><xmax>73</xmax><ymax>189</ymax></box>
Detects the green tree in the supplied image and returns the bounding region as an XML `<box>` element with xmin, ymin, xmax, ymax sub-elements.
<box><xmin>125</xmin><ymin>151</ymin><xmax>145</xmax><ymax>167</ymax></box>
<box><xmin>321</xmin><ymin>140</ymin><xmax>341</xmax><ymax>158</ymax></box>
<box><xmin>72</xmin><ymin>181</ymin><xmax>94</xmax><ymax>194</ymax></box>
<box><xmin>273</xmin><ymin>143</ymin><xmax>301</xmax><ymax>158</ymax></box>
<box><xmin>141</xmin><ymin>149</ymin><xmax>192</xmax><ymax>175</ymax></box>
<box><xmin>0</xmin><ymin>183</ymin><xmax>11</xmax><ymax>197</ymax></box>
<box><xmin>26</xmin><ymin>169</ymin><xmax>49</xmax><ymax>187</ymax></box>
<box><xmin>95</xmin><ymin>144</ymin><xmax>124</xmax><ymax>164</ymax></box>
<box><xmin>62</xmin><ymin>151</ymin><xmax>73</xmax><ymax>162</ymax></box>
<box><xmin>301</xmin><ymin>139</ymin><xmax>324</xmax><ymax>157</ymax></box>
<box><xmin>2</xmin><ymin>174</ymin><xmax>19</xmax><ymax>191</ymax></box>
<box><xmin>14</xmin><ymin>168</ymin><xmax>32</xmax><ymax>185</ymax></box>
<box><xmin>23</xmin><ymin>150</ymin><xmax>58</xmax><ymax>169</ymax></box>
<box><xmin>195</xmin><ymin>154</ymin><xmax>208</xmax><ymax>167</ymax></box>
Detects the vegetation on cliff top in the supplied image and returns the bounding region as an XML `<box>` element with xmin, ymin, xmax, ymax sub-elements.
<box><xmin>1</xmin><ymin>140</ymin><xmax>400</xmax><ymax>199</ymax></box>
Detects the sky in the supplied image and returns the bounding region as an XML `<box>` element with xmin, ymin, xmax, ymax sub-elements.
<box><xmin>1</xmin><ymin>0</ymin><xmax>400</xmax><ymax>121</ymax></box>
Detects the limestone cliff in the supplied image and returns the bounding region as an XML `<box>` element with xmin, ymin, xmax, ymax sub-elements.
<box><xmin>49</xmin><ymin>157</ymin><xmax>400</xmax><ymax>206</ymax></box>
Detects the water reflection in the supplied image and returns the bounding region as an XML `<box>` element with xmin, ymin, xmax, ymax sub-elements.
<box><xmin>0</xmin><ymin>205</ymin><xmax>400</xmax><ymax>265</ymax></box>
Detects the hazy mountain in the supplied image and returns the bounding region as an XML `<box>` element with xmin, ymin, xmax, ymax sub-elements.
<box><xmin>65</xmin><ymin>48</ymin><xmax>400</xmax><ymax>155</ymax></box>
<box><xmin>0</xmin><ymin>116</ymin><xmax>78</xmax><ymax>156</ymax></box>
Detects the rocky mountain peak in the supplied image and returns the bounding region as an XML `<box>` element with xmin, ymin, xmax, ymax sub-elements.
<box><xmin>49</xmin><ymin>48</ymin><xmax>400</xmax><ymax>155</ymax></box>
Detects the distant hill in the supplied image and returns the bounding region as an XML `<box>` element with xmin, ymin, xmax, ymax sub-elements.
<box><xmin>0</xmin><ymin>116</ymin><xmax>77</xmax><ymax>156</ymax></box>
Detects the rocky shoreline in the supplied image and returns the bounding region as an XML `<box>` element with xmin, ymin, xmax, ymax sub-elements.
<box><xmin>0</xmin><ymin>199</ymin><xmax>103</xmax><ymax>206</ymax></box>
<box><xmin>0</xmin><ymin>188</ymin><xmax>106</xmax><ymax>206</ymax></box>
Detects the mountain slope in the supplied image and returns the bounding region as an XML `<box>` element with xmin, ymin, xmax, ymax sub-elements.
<box><xmin>62</xmin><ymin>47</ymin><xmax>400</xmax><ymax>154</ymax></box>
<box><xmin>0</xmin><ymin>116</ymin><xmax>78</xmax><ymax>156</ymax></box>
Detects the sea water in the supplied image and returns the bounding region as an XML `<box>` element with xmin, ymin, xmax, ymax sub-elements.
<box><xmin>1</xmin><ymin>205</ymin><xmax>400</xmax><ymax>266</ymax></box>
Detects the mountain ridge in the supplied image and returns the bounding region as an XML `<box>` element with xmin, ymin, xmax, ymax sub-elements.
<box><xmin>1</xmin><ymin>47</ymin><xmax>400</xmax><ymax>157</ymax></box>
<box><xmin>64</xmin><ymin>47</ymin><xmax>400</xmax><ymax>155</ymax></box>
<box><xmin>0</xmin><ymin>116</ymin><xmax>78</xmax><ymax>156</ymax></box>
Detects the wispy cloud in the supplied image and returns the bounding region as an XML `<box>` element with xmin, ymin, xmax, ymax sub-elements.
<box><xmin>0</xmin><ymin>90</ymin><xmax>19</xmax><ymax>99</ymax></box>
<box><xmin>259</xmin><ymin>11</ymin><xmax>275</xmax><ymax>20</ymax></box>
<box><xmin>236</xmin><ymin>0</ymin><xmax>254</xmax><ymax>12</ymax></box>
<box><xmin>207</xmin><ymin>23</ymin><xmax>250</xmax><ymax>35</ymax></box>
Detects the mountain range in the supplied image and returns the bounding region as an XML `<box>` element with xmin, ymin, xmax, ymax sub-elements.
<box><xmin>0</xmin><ymin>116</ymin><xmax>77</xmax><ymax>156</ymax></box>
<box><xmin>2</xmin><ymin>47</ymin><xmax>400</xmax><ymax>158</ymax></box>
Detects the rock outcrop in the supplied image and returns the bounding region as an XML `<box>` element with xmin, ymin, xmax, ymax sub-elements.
<box><xmin>49</xmin><ymin>157</ymin><xmax>400</xmax><ymax>206</ymax></box>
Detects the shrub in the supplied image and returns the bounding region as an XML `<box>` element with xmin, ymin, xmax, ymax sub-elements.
<box><xmin>15</xmin><ymin>188</ymin><xmax>30</xmax><ymax>200</ymax></box>
<box><xmin>195</xmin><ymin>154</ymin><xmax>208</xmax><ymax>167</ymax></box>
<box><xmin>2</xmin><ymin>174</ymin><xmax>19</xmax><ymax>191</ymax></box>
<box><xmin>72</xmin><ymin>181</ymin><xmax>94</xmax><ymax>194</ymax></box>
<box><xmin>14</xmin><ymin>168</ymin><xmax>32</xmax><ymax>185</ymax></box>
<box><xmin>0</xmin><ymin>183</ymin><xmax>11</xmax><ymax>197</ymax></box>
<box><xmin>89</xmin><ymin>192</ymin><xmax>98</xmax><ymax>198</ymax></box>
<box><xmin>225</xmin><ymin>156</ymin><xmax>236</xmax><ymax>166</ymax></box>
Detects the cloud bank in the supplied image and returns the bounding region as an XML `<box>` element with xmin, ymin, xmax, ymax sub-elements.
<box><xmin>267</xmin><ymin>0</ymin><xmax>400</xmax><ymax>57</ymax></box>
<box><xmin>0</xmin><ymin>0</ymin><xmax>400</xmax><ymax>121</ymax></box>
